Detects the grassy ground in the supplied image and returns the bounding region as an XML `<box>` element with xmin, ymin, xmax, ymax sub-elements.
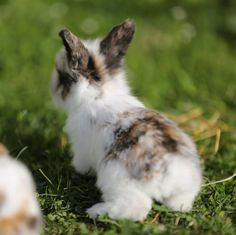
<box><xmin>0</xmin><ymin>0</ymin><xmax>236</xmax><ymax>234</ymax></box>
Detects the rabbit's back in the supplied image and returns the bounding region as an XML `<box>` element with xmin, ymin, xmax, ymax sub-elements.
<box><xmin>105</xmin><ymin>108</ymin><xmax>198</xmax><ymax>181</ymax></box>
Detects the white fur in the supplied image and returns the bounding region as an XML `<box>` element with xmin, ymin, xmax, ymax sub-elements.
<box><xmin>52</xmin><ymin>39</ymin><xmax>202</xmax><ymax>221</ymax></box>
<box><xmin>0</xmin><ymin>151</ymin><xmax>42</xmax><ymax>234</ymax></box>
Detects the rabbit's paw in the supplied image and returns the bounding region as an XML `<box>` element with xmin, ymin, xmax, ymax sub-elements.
<box><xmin>164</xmin><ymin>193</ymin><xmax>196</xmax><ymax>212</ymax></box>
<box><xmin>87</xmin><ymin>202</ymin><xmax>111</xmax><ymax>219</ymax></box>
<box><xmin>87</xmin><ymin>197</ymin><xmax>151</xmax><ymax>221</ymax></box>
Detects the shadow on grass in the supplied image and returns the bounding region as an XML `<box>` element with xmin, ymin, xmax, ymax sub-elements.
<box><xmin>0</xmin><ymin>105</ymin><xmax>101</xmax><ymax>222</ymax></box>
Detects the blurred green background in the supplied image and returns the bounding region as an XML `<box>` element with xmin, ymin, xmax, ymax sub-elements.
<box><xmin>0</xmin><ymin>0</ymin><xmax>236</xmax><ymax>234</ymax></box>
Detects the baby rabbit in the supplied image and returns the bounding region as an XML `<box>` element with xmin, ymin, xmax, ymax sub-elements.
<box><xmin>51</xmin><ymin>20</ymin><xmax>202</xmax><ymax>221</ymax></box>
<box><xmin>0</xmin><ymin>144</ymin><xmax>42</xmax><ymax>235</ymax></box>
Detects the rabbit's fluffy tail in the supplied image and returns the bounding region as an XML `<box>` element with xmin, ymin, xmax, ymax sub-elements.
<box><xmin>159</xmin><ymin>154</ymin><xmax>202</xmax><ymax>211</ymax></box>
<box><xmin>0</xmin><ymin>144</ymin><xmax>8</xmax><ymax>156</ymax></box>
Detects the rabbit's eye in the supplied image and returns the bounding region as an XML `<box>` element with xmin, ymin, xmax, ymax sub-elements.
<box><xmin>93</xmin><ymin>75</ymin><xmax>101</xmax><ymax>82</ymax></box>
<box><xmin>87</xmin><ymin>56</ymin><xmax>101</xmax><ymax>82</ymax></box>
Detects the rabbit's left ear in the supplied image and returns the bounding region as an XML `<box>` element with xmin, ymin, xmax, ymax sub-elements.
<box><xmin>100</xmin><ymin>19</ymin><xmax>135</xmax><ymax>72</ymax></box>
<box><xmin>59</xmin><ymin>29</ymin><xmax>89</xmax><ymax>69</ymax></box>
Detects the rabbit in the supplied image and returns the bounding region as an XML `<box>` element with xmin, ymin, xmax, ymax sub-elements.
<box><xmin>0</xmin><ymin>144</ymin><xmax>42</xmax><ymax>235</ymax></box>
<box><xmin>51</xmin><ymin>19</ymin><xmax>202</xmax><ymax>221</ymax></box>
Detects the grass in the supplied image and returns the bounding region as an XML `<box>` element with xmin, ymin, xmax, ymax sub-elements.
<box><xmin>0</xmin><ymin>0</ymin><xmax>236</xmax><ymax>234</ymax></box>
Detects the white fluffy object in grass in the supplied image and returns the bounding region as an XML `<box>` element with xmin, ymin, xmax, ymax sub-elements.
<box><xmin>0</xmin><ymin>144</ymin><xmax>42</xmax><ymax>235</ymax></box>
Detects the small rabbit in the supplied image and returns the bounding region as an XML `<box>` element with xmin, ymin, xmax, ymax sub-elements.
<box><xmin>51</xmin><ymin>20</ymin><xmax>202</xmax><ymax>221</ymax></box>
<box><xmin>0</xmin><ymin>144</ymin><xmax>42</xmax><ymax>235</ymax></box>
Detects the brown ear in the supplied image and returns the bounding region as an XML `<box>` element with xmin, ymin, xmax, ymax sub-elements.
<box><xmin>59</xmin><ymin>29</ymin><xmax>89</xmax><ymax>69</ymax></box>
<box><xmin>100</xmin><ymin>19</ymin><xmax>135</xmax><ymax>71</ymax></box>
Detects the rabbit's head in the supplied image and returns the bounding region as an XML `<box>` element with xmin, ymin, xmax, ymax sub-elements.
<box><xmin>51</xmin><ymin>19</ymin><xmax>135</xmax><ymax>111</ymax></box>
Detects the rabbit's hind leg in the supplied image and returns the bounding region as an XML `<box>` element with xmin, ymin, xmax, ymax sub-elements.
<box><xmin>87</xmin><ymin>160</ymin><xmax>152</xmax><ymax>221</ymax></box>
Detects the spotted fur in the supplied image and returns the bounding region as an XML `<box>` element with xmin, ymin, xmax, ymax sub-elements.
<box><xmin>51</xmin><ymin>19</ymin><xmax>202</xmax><ymax>221</ymax></box>
<box><xmin>105</xmin><ymin>108</ymin><xmax>183</xmax><ymax>179</ymax></box>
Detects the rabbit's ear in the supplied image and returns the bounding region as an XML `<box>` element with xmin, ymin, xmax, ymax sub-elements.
<box><xmin>59</xmin><ymin>29</ymin><xmax>89</xmax><ymax>69</ymax></box>
<box><xmin>100</xmin><ymin>19</ymin><xmax>135</xmax><ymax>72</ymax></box>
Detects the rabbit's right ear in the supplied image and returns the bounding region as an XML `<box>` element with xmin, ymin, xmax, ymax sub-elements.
<box><xmin>59</xmin><ymin>29</ymin><xmax>89</xmax><ymax>69</ymax></box>
<box><xmin>100</xmin><ymin>19</ymin><xmax>135</xmax><ymax>72</ymax></box>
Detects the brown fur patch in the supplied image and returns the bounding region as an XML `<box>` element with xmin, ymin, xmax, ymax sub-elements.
<box><xmin>0</xmin><ymin>200</ymin><xmax>39</xmax><ymax>235</ymax></box>
<box><xmin>0</xmin><ymin>144</ymin><xmax>8</xmax><ymax>156</ymax></box>
<box><xmin>100</xmin><ymin>19</ymin><xmax>135</xmax><ymax>74</ymax></box>
<box><xmin>86</xmin><ymin>56</ymin><xmax>104</xmax><ymax>83</ymax></box>
<box><xmin>140</xmin><ymin>110</ymin><xmax>179</xmax><ymax>152</ymax></box>
<box><xmin>105</xmin><ymin>108</ymin><xmax>182</xmax><ymax>180</ymax></box>
<box><xmin>0</xmin><ymin>204</ymin><xmax>28</xmax><ymax>234</ymax></box>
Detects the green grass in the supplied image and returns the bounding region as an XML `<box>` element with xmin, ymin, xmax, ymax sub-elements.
<box><xmin>0</xmin><ymin>0</ymin><xmax>236</xmax><ymax>234</ymax></box>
